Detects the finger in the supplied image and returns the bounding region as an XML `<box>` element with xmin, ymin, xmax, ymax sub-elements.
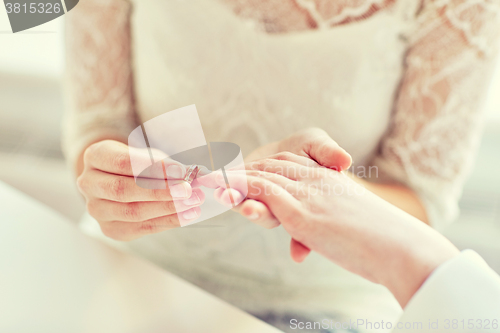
<box><xmin>267</xmin><ymin>151</ymin><xmax>320</xmax><ymax>167</ymax></box>
<box><xmin>216</xmin><ymin>169</ymin><xmax>297</xmax><ymax>192</ymax></box>
<box><xmin>218</xmin><ymin>188</ymin><xmax>246</xmax><ymax>207</ymax></box>
<box><xmin>246</xmin><ymin>159</ymin><xmax>319</xmax><ymax>181</ymax></box>
<box><xmin>234</xmin><ymin>197</ymin><xmax>307</xmax><ymax>259</ymax></box>
<box><xmin>85</xmin><ymin>140</ymin><xmax>187</xmax><ymax>179</ymax></box>
<box><xmin>236</xmin><ymin>199</ymin><xmax>281</xmax><ymax>229</ymax></box>
<box><xmin>195</xmin><ymin>164</ymin><xmax>245</xmax><ymax>189</ymax></box>
<box><xmin>290</xmin><ymin>238</ymin><xmax>311</xmax><ymax>263</ymax></box>
<box><xmin>213</xmin><ymin>187</ymin><xmax>225</xmax><ymax>202</ymax></box>
<box><xmin>88</xmin><ymin>189</ymin><xmax>205</xmax><ymax>222</ymax></box>
<box><xmin>194</xmin><ymin>171</ymin><xmax>221</xmax><ymax>189</ymax></box>
<box><xmin>300</xmin><ymin>129</ymin><xmax>352</xmax><ymax>171</ymax></box>
<box><xmin>99</xmin><ymin>207</ymin><xmax>201</xmax><ymax>241</ymax></box>
<box><xmin>79</xmin><ymin>169</ymin><xmax>192</xmax><ymax>202</ymax></box>
<box><xmin>218</xmin><ymin>174</ymin><xmax>301</xmax><ymax>224</ymax></box>
<box><xmin>213</xmin><ymin>187</ymin><xmax>234</xmax><ymax>207</ymax></box>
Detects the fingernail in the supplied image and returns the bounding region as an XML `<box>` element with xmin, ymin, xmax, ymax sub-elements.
<box><xmin>246</xmin><ymin>212</ymin><xmax>260</xmax><ymax>220</ymax></box>
<box><xmin>170</xmin><ymin>183</ymin><xmax>189</xmax><ymax>199</ymax></box>
<box><xmin>231</xmin><ymin>190</ymin><xmax>245</xmax><ymax>205</ymax></box>
<box><xmin>182</xmin><ymin>208</ymin><xmax>199</xmax><ymax>220</ymax></box>
<box><xmin>183</xmin><ymin>192</ymin><xmax>201</xmax><ymax>206</ymax></box>
<box><xmin>198</xmin><ymin>166</ymin><xmax>210</xmax><ymax>176</ymax></box>
<box><xmin>167</xmin><ymin>165</ymin><xmax>184</xmax><ymax>179</ymax></box>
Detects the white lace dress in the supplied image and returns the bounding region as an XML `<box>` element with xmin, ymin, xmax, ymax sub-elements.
<box><xmin>63</xmin><ymin>0</ymin><xmax>500</xmax><ymax>331</ymax></box>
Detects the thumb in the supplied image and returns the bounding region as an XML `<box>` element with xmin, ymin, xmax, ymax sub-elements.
<box><xmin>304</xmin><ymin>133</ymin><xmax>352</xmax><ymax>172</ymax></box>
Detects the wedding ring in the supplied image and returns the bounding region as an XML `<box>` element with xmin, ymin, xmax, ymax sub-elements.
<box><xmin>184</xmin><ymin>165</ymin><xmax>201</xmax><ymax>184</ymax></box>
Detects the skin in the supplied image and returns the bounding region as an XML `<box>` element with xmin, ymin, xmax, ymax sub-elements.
<box><xmin>242</xmin><ymin>128</ymin><xmax>429</xmax><ymax>227</ymax></box>
<box><xmin>209</xmin><ymin>154</ymin><xmax>460</xmax><ymax>308</ymax></box>
<box><xmin>75</xmin><ymin>129</ymin><xmax>453</xmax><ymax>307</ymax></box>
<box><xmin>76</xmin><ymin>139</ymin><xmax>205</xmax><ymax>241</ymax></box>
<box><xmin>74</xmin><ymin>128</ymin><xmax>351</xmax><ymax>241</ymax></box>
<box><xmin>75</xmin><ymin>128</ymin><xmax>427</xmax><ymax>244</ymax></box>
<box><xmin>234</xmin><ymin>128</ymin><xmax>429</xmax><ymax>260</ymax></box>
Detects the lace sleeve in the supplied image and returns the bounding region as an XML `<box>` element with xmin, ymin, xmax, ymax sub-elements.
<box><xmin>372</xmin><ymin>0</ymin><xmax>500</xmax><ymax>231</ymax></box>
<box><xmin>62</xmin><ymin>0</ymin><xmax>138</xmax><ymax>171</ymax></box>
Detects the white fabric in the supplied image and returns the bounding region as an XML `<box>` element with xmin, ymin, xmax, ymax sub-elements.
<box><xmin>63</xmin><ymin>0</ymin><xmax>500</xmax><ymax>328</ymax></box>
<box><xmin>396</xmin><ymin>250</ymin><xmax>500</xmax><ymax>333</ymax></box>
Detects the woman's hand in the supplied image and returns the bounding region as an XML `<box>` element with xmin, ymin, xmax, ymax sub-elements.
<box><xmin>246</xmin><ymin>128</ymin><xmax>352</xmax><ymax>168</ymax></box>
<box><xmin>214</xmin><ymin>154</ymin><xmax>459</xmax><ymax>308</ymax></box>
<box><xmin>76</xmin><ymin>140</ymin><xmax>205</xmax><ymax>241</ymax></box>
<box><xmin>239</xmin><ymin>128</ymin><xmax>352</xmax><ymax>230</ymax></box>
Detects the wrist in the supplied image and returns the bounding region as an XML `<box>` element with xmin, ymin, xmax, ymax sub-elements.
<box><xmin>382</xmin><ymin>226</ymin><xmax>460</xmax><ymax>308</ymax></box>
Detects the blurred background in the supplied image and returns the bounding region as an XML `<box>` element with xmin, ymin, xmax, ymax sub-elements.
<box><xmin>1</xmin><ymin>12</ymin><xmax>499</xmax><ymax>271</ymax></box>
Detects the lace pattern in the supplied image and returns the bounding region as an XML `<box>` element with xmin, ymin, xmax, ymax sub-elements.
<box><xmin>372</xmin><ymin>0</ymin><xmax>500</xmax><ymax>229</ymax></box>
<box><xmin>219</xmin><ymin>0</ymin><xmax>394</xmax><ymax>32</ymax></box>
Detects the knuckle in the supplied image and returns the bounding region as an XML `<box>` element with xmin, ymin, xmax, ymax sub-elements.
<box><xmin>153</xmin><ymin>188</ymin><xmax>168</xmax><ymax>201</ymax></box>
<box><xmin>123</xmin><ymin>202</ymin><xmax>142</xmax><ymax>221</ymax></box>
<box><xmin>83</xmin><ymin>143</ymin><xmax>97</xmax><ymax>165</ymax></box>
<box><xmin>111</xmin><ymin>151</ymin><xmax>131</xmax><ymax>174</ymax></box>
<box><xmin>251</xmin><ymin>159</ymin><xmax>273</xmax><ymax>172</ymax></box>
<box><xmin>139</xmin><ymin>221</ymin><xmax>157</xmax><ymax>233</ymax></box>
<box><xmin>76</xmin><ymin>174</ymin><xmax>87</xmax><ymax>193</ymax></box>
<box><xmin>249</xmin><ymin>160</ymin><xmax>265</xmax><ymax>171</ymax></box>
<box><xmin>86</xmin><ymin>199</ymin><xmax>99</xmax><ymax>217</ymax></box>
<box><xmin>110</xmin><ymin>177</ymin><xmax>127</xmax><ymax>201</ymax></box>
<box><xmin>274</xmin><ymin>151</ymin><xmax>294</xmax><ymax>160</ymax></box>
<box><xmin>159</xmin><ymin>215</ymin><xmax>180</xmax><ymax>229</ymax></box>
<box><xmin>138</xmin><ymin>218</ymin><xmax>170</xmax><ymax>234</ymax></box>
<box><xmin>162</xmin><ymin>200</ymin><xmax>176</xmax><ymax>213</ymax></box>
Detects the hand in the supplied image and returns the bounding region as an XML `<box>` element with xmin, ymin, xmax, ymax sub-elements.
<box><xmin>214</xmin><ymin>153</ymin><xmax>459</xmax><ymax>308</ymax></box>
<box><xmin>237</xmin><ymin>128</ymin><xmax>352</xmax><ymax>260</ymax></box>
<box><xmin>76</xmin><ymin>140</ymin><xmax>205</xmax><ymax>241</ymax></box>
<box><xmin>246</xmin><ymin>128</ymin><xmax>352</xmax><ymax>169</ymax></box>
<box><xmin>237</xmin><ymin>127</ymin><xmax>351</xmax><ymax>237</ymax></box>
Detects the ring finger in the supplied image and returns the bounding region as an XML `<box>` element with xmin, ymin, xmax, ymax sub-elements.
<box><xmin>90</xmin><ymin>188</ymin><xmax>205</xmax><ymax>222</ymax></box>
